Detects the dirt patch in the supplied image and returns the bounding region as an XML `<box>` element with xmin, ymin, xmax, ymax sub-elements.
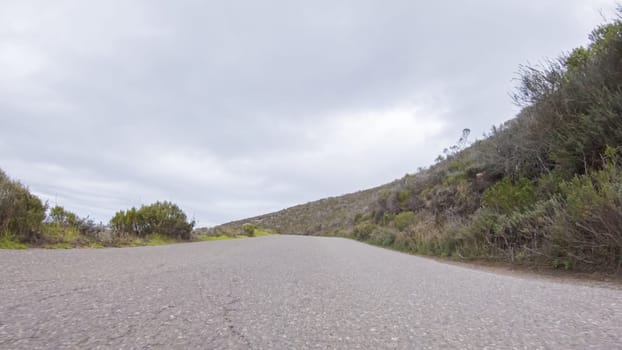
<box><xmin>429</xmin><ymin>256</ymin><xmax>622</xmax><ymax>290</ymax></box>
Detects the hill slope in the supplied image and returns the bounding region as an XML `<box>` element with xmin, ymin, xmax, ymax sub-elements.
<box><xmin>216</xmin><ymin>181</ymin><xmax>398</xmax><ymax>236</ymax></box>
<box><xmin>214</xmin><ymin>15</ymin><xmax>622</xmax><ymax>273</ymax></box>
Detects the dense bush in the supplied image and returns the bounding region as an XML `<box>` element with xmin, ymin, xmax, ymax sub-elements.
<box><xmin>44</xmin><ymin>205</ymin><xmax>107</xmax><ymax>244</ymax></box>
<box><xmin>352</xmin><ymin>222</ymin><xmax>375</xmax><ymax>241</ymax></box>
<box><xmin>0</xmin><ymin>169</ymin><xmax>46</xmax><ymax>242</ymax></box>
<box><xmin>393</xmin><ymin>211</ymin><xmax>415</xmax><ymax>231</ymax></box>
<box><xmin>543</xmin><ymin>151</ymin><xmax>622</xmax><ymax>270</ymax></box>
<box><xmin>110</xmin><ymin>201</ymin><xmax>195</xmax><ymax>240</ymax></box>
<box><xmin>0</xmin><ymin>167</ymin><xmax>196</xmax><ymax>247</ymax></box>
<box><xmin>482</xmin><ymin>177</ymin><xmax>536</xmax><ymax>214</ymax></box>
<box><xmin>242</xmin><ymin>223</ymin><xmax>256</xmax><ymax>236</ymax></box>
<box><xmin>49</xmin><ymin>205</ymin><xmax>78</xmax><ymax>226</ymax></box>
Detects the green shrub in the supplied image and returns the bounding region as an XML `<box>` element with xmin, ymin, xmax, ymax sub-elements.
<box><xmin>110</xmin><ymin>201</ymin><xmax>195</xmax><ymax>240</ymax></box>
<box><xmin>41</xmin><ymin>223</ymin><xmax>81</xmax><ymax>244</ymax></box>
<box><xmin>471</xmin><ymin>200</ymin><xmax>556</xmax><ymax>262</ymax></box>
<box><xmin>0</xmin><ymin>231</ymin><xmax>28</xmax><ymax>249</ymax></box>
<box><xmin>0</xmin><ymin>169</ymin><xmax>46</xmax><ymax>242</ymax></box>
<box><xmin>352</xmin><ymin>222</ymin><xmax>376</xmax><ymax>241</ymax></box>
<box><xmin>542</xmin><ymin>150</ymin><xmax>622</xmax><ymax>270</ymax></box>
<box><xmin>368</xmin><ymin>226</ymin><xmax>397</xmax><ymax>246</ymax></box>
<box><xmin>397</xmin><ymin>190</ymin><xmax>410</xmax><ymax>208</ymax></box>
<box><xmin>536</xmin><ymin>172</ymin><xmax>563</xmax><ymax>199</ymax></box>
<box><xmin>482</xmin><ymin>177</ymin><xmax>536</xmax><ymax>214</ymax></box>
<box><xmin>393</xmin><ymin>211</ymin><xmax>415</xmax><ymax>231</ymax></box>
<box><xmin>49</xmin><ymin>205</ymin><xmax>78</xmax><ymax>226</ymax></box>
<box><xmin>242</xmin><ymin>223</ymin><xmax>257</xmax><ymax>236</ymax></box>
<box><xmin>145</xmin><ymin>233</ymin><xmax>177</xmax><ymax>246</ymax></box>
<box><xmin>465</xmin><ymin>149</ymin><xmax>622</xmax><ymax>270</ymax></box>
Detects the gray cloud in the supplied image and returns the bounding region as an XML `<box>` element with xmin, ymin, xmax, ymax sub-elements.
<box><xmin>0</xmin><ymin>0</ymin><xmax>617</xmax><ymax>226</ymax></box>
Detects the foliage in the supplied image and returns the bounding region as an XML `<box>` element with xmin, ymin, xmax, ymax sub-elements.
<box><xmin>544</xmin><ymin>149</ymin><xmax>622</xmax><ymax>270</ymax></box>
<box><xmin>352</xmin><ymin>222</ymin><xmax>376</xmax><ymax>241</ymax></box>
<box><xmin>110</xmin><ymin>201</ymin><xmax>195</xmax><ymax>240</ymax></box>
<box><xmin>393</xmin><ymin>211</ymin><xmax>415</xmax><ymax>231</ymax></box>
<box><xmin>197</xmin><ymin>234</ymin><xmax>239</xmax><ymax>241</ymax></box>
<box><xmin>482</xmin><ymin>177</ymin><xmax>536</xmax><ymax>214</ymax></box>
<box><xmin>253</xmin><ymin>229</ymin><xmax>273</xmax><ymax>237</ymax></box>
<box><xmin>144</xmin><ymin>233</ymin><xmax>178</xmax><ymax>246</ymax></box>
<box><xmin>0</xmin><ymin>168</ymin><xmax>197</xmax><ymax>248</ymax></box>
<box><xmin>49</xmin><ymin>205</ymin><xmax>78</xmax><ymax>226</ymax></box>
<box><xmin>41</xmin><ymin>223</ymin><xmax>81</xmax><ymax>245</ymax></box>
<box><xmin>242</xmin><ymin>223</ymin><xmax>257</xmax><ymax>236</ymax></box>
<box><xmin>0</xmin><ymin>231</ymin><xmax>28</xmax><ymax>249</ymax></box>
<box><xmin>0</xmin><ymin>169</ymin><xmax>46</xmax><ymax>242</ymax></box>
<box><xmin>368</xmin><ymin>226</ymin><xmax>398</xmax><ymax>247</ymax></box>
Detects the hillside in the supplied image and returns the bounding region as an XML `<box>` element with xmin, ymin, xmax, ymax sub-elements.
<box><xmin>214</xmin><ymin>14</ymin><xmax>622</xmax><ymax>273</ymax></box>
<box><xmin>216</xmin><ymin>181</ymin><xmax>399</xmax><ymax>236</ymax></box>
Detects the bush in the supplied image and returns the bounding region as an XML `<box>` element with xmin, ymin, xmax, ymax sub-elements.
<box><xmin>46</xmin><ymin>206</ymin><xmax>107</xmax><ymax>242</ymax></box>
<box><xmin>368</xmin><ymin>226</ymin><xmax>397</xmax><ymax>246</ymax></box>
<box><xmin>482</xmin><ymin>177</ymin><xmax>536</xmax><ymax>214</ymax></box>
<box><xmin>242</xmin><ymin>223</ymin><xmax>256</xmax><ymax>236</ymax></box>
<box><xmin>49</xmin><ymin>205</ymin><xmax>78</xmax><ymax>226</ymax></box>
<box><xmin>110</xmin><ymin>201</ymin><xmax>195</xmax><ymax>240</ymax></box>
<box><xmin>462</xmin><ymin>148</ymin><xmax>622</xmax><ymax>270</ymax></box>
<box><xmin>352</xmin><ymin>222</ymin><xmax>376</xmax><ymax>241</ymax></box>
<box><xmin>466</xmin><ymin>200</ymin><xmax>556</xmax><ymax>262</ymax></box>
<box><xmin>0</xmin><ymin>169</ymin><xmax>46</xmax><ymax>242</ymax></box>
<box><xmin>40</xmin><ymin>223</ymin><xmax>81</xmax><ymax>246</ymax></box>
<box><xmin>393</xmin><ymin>211</ymin><xmax>415</xmax><ymax>231</ymax></box>
<box><xmin>514</xmin><ymin>19</ymin><xmax>622</xmax><ymax>177</ymax></box>
<box><xmin>543</xmin><ymin>151</ymin><xmax>622</xmax><ymax>270</ymax></box>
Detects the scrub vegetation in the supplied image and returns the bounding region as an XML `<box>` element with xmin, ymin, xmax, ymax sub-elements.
<box><xmin>216</xmin><ymin>14</ymin><xmax>622</xmax><ymax>273</ymax></box>
<box><xmin>0</xmin><ymin>170</ymin><xmax>198</xmax><ymax>248</ymax></box>
<box><xmin>0</xmin><ymin>169</ymin><xmax>268</xmax><ymax>248</ymax></box>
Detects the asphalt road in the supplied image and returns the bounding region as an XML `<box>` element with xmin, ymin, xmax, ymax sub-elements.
<box><xmin>1</xmin><ymin>235</ymin><xmax>621</xmax><ymax>349</ymax></box>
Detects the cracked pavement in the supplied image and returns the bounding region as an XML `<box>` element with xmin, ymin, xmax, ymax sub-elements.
<box><xmin>1</xmin><ymin>235</ymin><xmax>621</xmax><ymax>349</ymax></box>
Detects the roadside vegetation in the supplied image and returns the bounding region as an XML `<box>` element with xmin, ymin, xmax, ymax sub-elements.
<box><xmin>0</xmin><ymin>170</ymin><xmax>202</xmax><ymax>248</ymax></box>
<box><xmin>217</xmin><ymin>13</ymin><xmax>622</xmax><ymax>273</ymax></box>
<box><xmin>0</xmin><ymin>171</ymin><xmax>269</xmax><ymax>249</ymax></box>
<box><xmin>195</xmin><ymin>223</ymin><xmax>273</xmax><ymax>241</ymax></box>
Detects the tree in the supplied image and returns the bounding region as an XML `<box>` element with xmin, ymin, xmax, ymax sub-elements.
<box><xmin>442</xmin><ymin>128</ymin><xmax>472</xmax><ymax>159</ymax></box>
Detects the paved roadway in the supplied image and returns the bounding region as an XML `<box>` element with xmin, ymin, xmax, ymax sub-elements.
<box><xmin>0</xmin><ymin>235</ymin><xmax>621</xmax><ymax>349</ymax></box>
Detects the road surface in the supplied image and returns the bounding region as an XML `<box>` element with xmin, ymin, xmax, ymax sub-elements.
<box><xmin>0</xmin><ymin>235</ymin><xmax>621</xmax><ymax>349</ymax></box>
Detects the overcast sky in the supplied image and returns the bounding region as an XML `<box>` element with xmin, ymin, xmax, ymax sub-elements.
<box><xmin>0</xmin><ymin>1</ymin><xmax>617</xmax><ymax>226</ymax></box>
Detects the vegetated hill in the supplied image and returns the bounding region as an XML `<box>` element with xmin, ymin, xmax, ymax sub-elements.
<box><xmin>215</xmin><ymin>14</ymin><xmax>622</xmax><ymax>273</ymax></box>
<box><xmin>216</xmin><ymin>181</ymin><xmax>400</xmax><ymax>236</ymax></box>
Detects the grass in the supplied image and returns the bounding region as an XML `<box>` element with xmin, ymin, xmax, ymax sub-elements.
<box><xmin>196</xmin><ymin>234</ymin><xmax>242</xmax><ymax>241</ymax></box>
<box><xmin>88</xmin><ymin>242</ymin><xmax>105</xmax><ymax>248</ymax></box>
<box><xmin>196</xmin><ymin>230</ymin><xmax>273</xmax><ymax>241</ymax></box>
<box><xmin>0</xmin><ymin>232</ymin><xmax>28</xmax><ymax>249</ymax></box>
<box><xmin>253</xmin><ymin>230</ymin><xmax>272</xmax><ymax>237</ymax></box>
<box><xmin>44</xmin><ymin>242</ymin><xmax>72</xmax><ymax>249</ymax></box>
<box><xmin>41</xmin><ymin>223</ymin><xmax>80</xmax><ymax>244</ymax></box>
<box><xmin>0</xmin><ymin>228</ymin><xmax>273</xmax><ymax>250</ymax></box>
<box><xmin>144</xmin><ymin>233</ymin><xmax>178</xmax><ymax>246</ymax></box>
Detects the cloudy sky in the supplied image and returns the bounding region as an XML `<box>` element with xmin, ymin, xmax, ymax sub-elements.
<box><xmin>0</xmin><ymin>1</ymin><xmax>617</xmax><ymax>226</ymax></box>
